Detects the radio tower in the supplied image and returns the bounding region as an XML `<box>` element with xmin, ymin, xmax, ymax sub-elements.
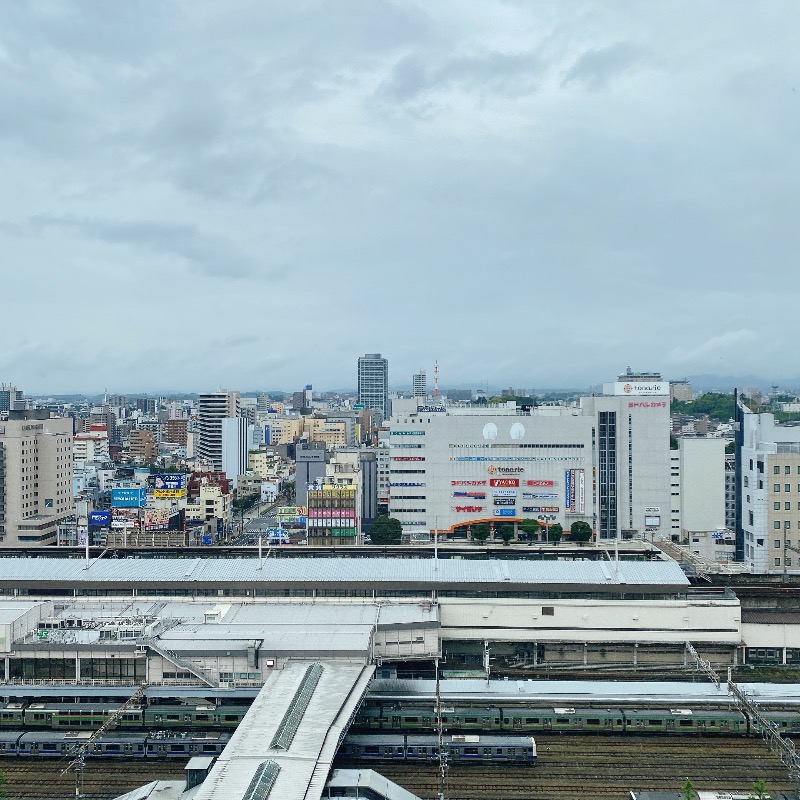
<box><xmin>434</xmin><ymin>361</ymin><xmax>440</xmax><ymax>400</ymax></box>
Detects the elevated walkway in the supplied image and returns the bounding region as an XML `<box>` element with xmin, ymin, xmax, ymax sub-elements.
<box><xmin>192</xmin><ymin>660</ymin><xmax>373</xmax><ymax>800</ymax></box>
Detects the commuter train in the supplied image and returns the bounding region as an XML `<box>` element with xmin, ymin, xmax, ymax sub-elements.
<box><xmin>353</xmin><ymin>703</ymin><xmax>800</xmax><ymax>737</ymax></box>
<box><xmin>339</xmin><ymin>733</ymin><xmax>537</xmax><ymax>765</ymax></box>
<box><xmin>0</xmin><ymin>701</ymin><xmax>248</xmax><ymax>731</ymax></box>
<box><xmin>0</xmin><ymin>729</ymin><xmax>230</xmax><ymax>759</ymax></box>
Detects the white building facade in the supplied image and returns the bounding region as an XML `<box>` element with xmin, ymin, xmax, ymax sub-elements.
<box><xmin>388</xmin><ymin>381</ymin><xmax>671</xmax><ymax>541</ymax></box>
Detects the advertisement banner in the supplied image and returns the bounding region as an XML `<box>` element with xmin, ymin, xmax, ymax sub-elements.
<box><xmin>494</xmin><ymin>509</ymin><xmax>516</xmax><ymax>517</ymax></box>
<box><xmin>492</xmin><ymin>489</ymin><xmax>517</xmax><ymax>497</ymax></box>
<box><xmin>144</xmin><ymin>508</ymin><xmax>171</xmax><ymax>531</ymax></box>
<box><xmin>565</xmin><ymin>470</ymin><xmax>572</xmax><ymax>511</ymax></box>
<box><xmin>608</xmin><ymin>381</ymin><xmax>669</xmax><ymax>396</ymax></box>
<box><xmin>154</xmin><ymin>489</ymin><xmax>186</xmax><ymax>498</ymax></box>
<box><xmin>454</xmin><ymin>505</ymin><xmax>484</xmax><ymax>512</ymax></box>
<box><xmin>452</xmin><ymin>480</ymin><xmax>487</xmax><ymax>486</ymax></box>
<box><xmin>111</xmin><ymin>508</ymin><xmax>138</xmax><ymax>529</ymax></box>
<box><xmin>88</xmin><ymin>510</ymin><xmax>112</xmax><ymax>527</ymax></box>
<box><xmin>493</xmin><ymin>498</ymin><xmax>516</xmax><ymax>506</ymax></box>
<box><xmin>489</xmin><ymin>479</ymin><xmax>519</xmax><ymax>488</ymax></box>
<box><xmin>522</xmin><ymin>506</ymin><xmax>559</xmax><ymax>513</ymax></box>
<box><xmin>526</xmin><ymin>480</ymin><xmax>555</xmax><ymax>487</ymax></box>
<box><xmin>153</xmin><ymin>474</ymin><xmax>187</xmax><ymax>491</ymax></box>
<box><xmin>578</xmin><ymin>470</ymin><xmax>585</xmax><ymax>513</ymax></box>
<box><xmin>453</xmin><ymin>491</ymin><xmax>486</xmax><ymax>499</ymax></box>
<box><xmin>111</xmin><ymin>487</ymin><xmax>147</xmax><ymax>508</ymax></box>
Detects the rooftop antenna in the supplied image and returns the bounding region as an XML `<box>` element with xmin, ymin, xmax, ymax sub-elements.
<box><xmin>434</xmin><ymin>361</ymin><xmax>440</xmax><ymax>400</ymax></box>
<box><xmin>436</xmin><ymin>657</ymin><xmax>448</xmax><ymax>800</ymax></box>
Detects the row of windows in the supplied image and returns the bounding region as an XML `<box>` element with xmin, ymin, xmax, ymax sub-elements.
<box><xmin>774</xmin><ymin>465</ymin><xmax>800</xmax><ymax>474</ymax></box>
<box><xmin>773</xmin><ymin>521</ymin><xmax>800</xmax><ymax>529</ymax></box>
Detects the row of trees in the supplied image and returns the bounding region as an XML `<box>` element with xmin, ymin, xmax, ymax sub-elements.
<box><xmin>367</xmin><ymin>517</ymin><xmax>595</xmax><ymax>546</ymax></box>
<box><xmin>471</xmin><ymin>519</ymin><xmax>593</xmax><ymax>545</ymax></box>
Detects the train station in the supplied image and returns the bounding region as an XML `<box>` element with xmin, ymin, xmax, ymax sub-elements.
<box><xmin>0</xmin><ymin>555</ymin><xmax>795</xmax><ymax>797</ymax></box>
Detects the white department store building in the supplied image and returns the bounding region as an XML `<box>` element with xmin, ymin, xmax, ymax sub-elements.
<box><xmin>387</xmin><ymin>379</ymin><xmax>671</xmax><ymax>541</ymax></box>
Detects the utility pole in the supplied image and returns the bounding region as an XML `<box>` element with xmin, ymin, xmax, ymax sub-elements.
<box><xmin>436</xmin><ymin>657</ymin><xmax>447</xmax><ymax>800</ymax></box>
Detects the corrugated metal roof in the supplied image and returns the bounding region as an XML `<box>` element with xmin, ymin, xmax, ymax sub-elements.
<box><xmin>0</xmin><ymin>557</ymin><xmax>689</xmax><ymax>588</ymax></box>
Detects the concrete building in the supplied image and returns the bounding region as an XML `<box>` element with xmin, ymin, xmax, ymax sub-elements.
<box><xmin>670</xmin><ymin>380</ymin><xmax>694</xmax><ymax>402</ymax></box>
<box><xmin>129</xmin><ymin>429</ymin><xmax>157</xmax><ymax>464</ymax></box>
<box><xmin>412</xmin><ymin>371</ymin><xmax>426</xmax><ymax>398</ymax></box>
<box><xmin>358</xmin><ymin>353</ymin><xmax>389</xmax><ymax>425</ymax></box>
<box><xmin>72</xmin><ymin>424</ymin><xmax>110</xmax><ymax>463</ymax></box>
<box><xmin>0</xmin><ymin>410</ymin><xmax>74</xmax><ymax>547</ymax></box>
<box><xmin>669</xmin><ymin>438</ymin><xmax>726</xmax><ymax>539</ymax></box>
<box><xmin>0</xmin><ymin>385</ymin><xmax>24</xmax><ymax>413</ymax></box>
<box><xmin>198</xmin><ymin>392</ymin><xmax>240</xmax><ymax>471</ymax></box>
<box><xmin>388</xmin><ymin>378</ymin><xmax>670</xmax><ymax>541</ymax></box>
<box><xmin>163</xmin><ymin>418</ymin><xmax>188</xmax><ymax>446</ymax></box>
<box><xmin>736</xmin><ymin>403</ymin><xmax>800</xmax><ymax>573</ymax></box>
<box><xmin>295</xmin><ymin>441</ymin><xmax>328</xmax><ymax>507</ymax></box>
<box><xmin>221</xmin><ymin>417</ymin><xmax>253</xmax><ymax>489</ymax></box>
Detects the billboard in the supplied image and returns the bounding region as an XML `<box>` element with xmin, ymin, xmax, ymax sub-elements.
<box><xmin>494</xmin><ymin>509</ymin><xmax>516</xmax><ymax>517</ymax></box>
<box><xmin>493</xmin><ymin>498</ymin><xmax>516</xmax><ymax>506</ymax></box>
<box><xmin>526</xmin><ymin>480</ymin><xmax>555</xmax><ymax>487</ymax></box>
<box><xmin>153</xmin><ymin>474</ymin><xmax>187</xmax><ymax>498</ymax></box>
<box><xmin>489</xmin><ymin>479</ymin><xmax>519</xmax><ymax>488</ymax></box>
<box><xmin>607</xmin><ymin>381</ymin><xmax>669</xmax><ymax>396</ymax></box>
<box><xmin>88</xmin><ymin>510</ymin><xmax>112</xmax><ymax>527</ymax></box>
<box><xmin>144</xmin><ymin>508</ymin><xmax>171</xmax><ymax>531</ymax></box>
<box><xmin>111</xmin><ymin>487</ymin><xmax>147</xmax><ymax>508</ymax></box>
<box><xmin>111</xmin><ymin>508</ymin><xmax>139</xmax><ymax>529</ymax></box>
<box><xmin>492</xmin><ymin>489</ymin><xmax>517</xmax><ymax>497</ymax></box>
<box><xmin>565</xmin><ymin>469</ymin><xmax>585</xmax><ymax>514</ymax></box>
<box><xmin>154</xmin><ymin>474</ymin><xmax>186</xmax><ymax>489</ymax></box>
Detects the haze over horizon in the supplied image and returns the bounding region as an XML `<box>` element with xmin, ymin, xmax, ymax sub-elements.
<box><xmin>1</xmin><ymin>2</ymin><xmax>798</xmax><ymax>394</ymax></box>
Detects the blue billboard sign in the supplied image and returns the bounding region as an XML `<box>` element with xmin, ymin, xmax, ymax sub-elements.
<box><xmin>153</xmin><ymin>473</ymin><xmax>187</xmax><ymax>491</ymax></box>
<box><xmin>493</xmin><ymin>509</ymin><xmax>516</xmax><ymax>517</ymax></box>
<box><xmin>88</xmin><ymin>510</ymin><xmax>112</xmax><ymax>527</ymax></box>
<box><xmin>201</xmin><ymin>535</ymin><xmax>213</xmax><ymax>546</ymax></box>
<box><xmin>111</xmin><ymin>487</ymin><xmax>147</xmax><ymax>508</ymax></box>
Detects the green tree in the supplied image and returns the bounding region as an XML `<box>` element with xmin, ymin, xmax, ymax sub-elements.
<box><xmin>681</xmin><ymin>778</ymin><xmax>697</xmax><ymax>800</ymax></box>
<box><xmin>471</xmin><ymin>523</ymin><xmax>490</xmax><ymax>544</ymax></box>
<box><xmin>519</xmin><ymin>519</ymin><xmax>540</xmax><ymax>541</ymax></box>
<box><xmin>569</xmin><ymin>521</ymin><xmax>593</xmax><ymax>542</ymax></box>
<box><xmin>548</xmin><ymin>523</ymin><xmax>563</xmax><ymax>543</ymax></box>
<box><xmin>371</xmin><ymin>516</ymin><xmax>402</xmax><ymax>545</ymax></box>
<box><xmin>748</xmin><ymin>779</ymin><xmax>772</xmax><ymax>800</ymax></box>
<box><xmin>725</xmin><ymin>441</ymin><xmax>736</xmax><ymax>454</ymax></box>
<box><xmin>498</xmin><ymin>524</ymin><xmax>515</xmax><ymax>546</ymax></box>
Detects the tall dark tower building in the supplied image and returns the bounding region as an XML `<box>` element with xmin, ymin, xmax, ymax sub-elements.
<box><xmin>357</xmin><ymin>353</ymin><xmax>389</xmax><ymax>425</ymax></box>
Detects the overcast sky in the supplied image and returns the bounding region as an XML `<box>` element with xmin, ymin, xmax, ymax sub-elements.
<box><xmin>1</xmin><ymin>2</ymin><xmax>798</xmax><ymax>395</ymax></box>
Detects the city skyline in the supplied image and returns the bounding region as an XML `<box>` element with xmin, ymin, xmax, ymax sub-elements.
<box><xmin>1</xmin><ymin>3</ymin><xmax>798</xmax><ymax>393</ymax></box>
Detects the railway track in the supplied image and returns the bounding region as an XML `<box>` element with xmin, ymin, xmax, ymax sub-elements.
<box><xmin>0</xmin><ymin>735</ymin><xmax>796</xmax><ymax>799</ymax></box>
<box><xmin>339</xmin><ymin>735</ymin><xmax>798</xmax><ymax>799</ymax></box>
<box><xmin>0</xmin><ymin>758</ymin><xmax>186</xmax><ymax>799</ymax></box>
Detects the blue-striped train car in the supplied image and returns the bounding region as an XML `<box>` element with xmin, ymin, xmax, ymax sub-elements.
<box><xmin>145</xmin><ymin>730</ymin><xmax>230</xmax><ymax>759</ymax></box>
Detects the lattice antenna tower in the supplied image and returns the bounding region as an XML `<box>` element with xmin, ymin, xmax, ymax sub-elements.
<box><xmin>433</xmin><ymin>361</ymin><xmax>440</xmax><ymax>400</ymax></box>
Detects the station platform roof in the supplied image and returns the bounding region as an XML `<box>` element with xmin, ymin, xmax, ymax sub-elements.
<box><xmin>192</xmin><ymin>660</ymin><xmax>373</xmax><ymax>800</ymax></box>
<box><xmin>0</xmin><ymin>557</ymin><xmax>689</xmax><ymax>593</ymax></box>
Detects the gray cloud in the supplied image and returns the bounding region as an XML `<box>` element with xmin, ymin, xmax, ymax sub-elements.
<box><xmin>31</xmin><ymin>215</ymin><xmax>257</xmax><ymax>280</ymax></box>
<box><xmin>0</xmin><ymin>1</ymin><xmax>799</xmax><ymax>394</ymax></box>
<box><xmin>561</xmin><ymin>43</ymin><xmax>647</xmax><ymax>90</ymax></box>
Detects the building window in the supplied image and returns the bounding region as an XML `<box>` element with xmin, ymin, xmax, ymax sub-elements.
<box><xmin>775</xmin><ymin>521</ymin><xmax>782</xmax><ymax>529</ymax></box>
<box><xmin>775</xmin><ymin>558</ymin><xmax>782</xmax><ymax>567</ymax></box>
<box><xmin>787</xmin><ymin>466</ymin><xmax>793</xmax><ymax>475</ymax></box>
<box><xmin>775</xmin><ymin>540</ymin><xmax>782</xmax><ymax>549</ymax></box>
<box><xmin>775</xmin><ymin>466</ymin><xmax>781</xmax><ymax>475</ymax></box>
<box><xmin>775</xmin><ymin>484</ymin><xmax>781</xmax><ymax>492</ymax></box>
<box><xmin>775</xmin><ymin>502</ymin><xmax>782</xmax><ymax>510</ymax></box>
<box><xmin>744</xmin><ymin>476</ymin><xmax>749</xmax><ymax>487</ymax></box>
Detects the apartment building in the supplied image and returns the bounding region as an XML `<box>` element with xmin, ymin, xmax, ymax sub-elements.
<box><xmin>0</xmin><ymin>410</ymin><xmax>74</xmax><ymax>547</ymax></box>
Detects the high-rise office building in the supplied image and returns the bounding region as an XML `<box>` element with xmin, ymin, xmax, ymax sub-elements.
<box><xmin>412</xmin><ymin>371</ymin><xmax>427</xmax><ymax>398</ymax></box>
<box><xmin>0</xmin><ymin>385</ymin><xmax>24</xmax><ymax>413</ymax></box>
<box><xmin>357</xmin><ymin>353</ymin><xmax>389</xmax><ymax>425</ymax></box>
<box><xmin>198</xmin><ymin>391</ymin><xmax>240</xmax><ymax>471</ymax></box>
<box><xmin>0</xmin><ymin>409</ymin><xmax>74</xmax><ymax>547</ymax></box>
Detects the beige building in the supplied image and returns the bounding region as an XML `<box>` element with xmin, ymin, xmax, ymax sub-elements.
<box><xmin>128</xmin><ymin>429</ymin><xmax>157</xmax><ymax>464</ymax></box>
<box><xmin>0</xmin><ymin>410</ymin><xmax>74</xmax><ymax>547</ymax></box>
<box><xmin>303</xmin><ymin>417</ymin><xmax>347</xmax><ymax>448</ymax></box>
